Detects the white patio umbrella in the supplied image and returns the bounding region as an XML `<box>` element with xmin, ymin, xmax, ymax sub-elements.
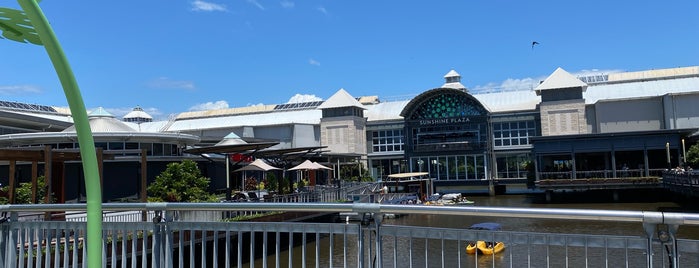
<box><xmin>234</xmin><ymin>159</ymin><xmax>281</xmax><ymax>172</ymax></box>
<box><xmin>234</xmin><ymin>159</ymin><xmax>280</xmax><ymax>191</ymax></box>
<box><xmin>288</xmin><ymin>160</ymin><xmax>319</xmax><ymax>171</ymax></box>
<box><xmin>288</xmin><ymin>160</ymin><xmax>333</xmax><ymax>188</ymax></box>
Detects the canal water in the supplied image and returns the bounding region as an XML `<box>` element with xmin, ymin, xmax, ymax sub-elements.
<box><xmin>258</xmin><ymin>191</ymin><xmax>699</xmax><ymax>267</ymax></box>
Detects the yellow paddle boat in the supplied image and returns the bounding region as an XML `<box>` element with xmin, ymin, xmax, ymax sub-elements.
<box><xmin>465</xmin><ymin>223</ymin><xmax>505</xmax><ymax>255</ymax></box>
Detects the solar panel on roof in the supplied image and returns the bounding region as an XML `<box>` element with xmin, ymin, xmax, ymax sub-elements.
<box><xmin>273</xmin><ymin>101</ymin><xmax>324</xmax><ymax>111</ymax></box>
<box><xmin>0</xmin><ymin>100</ymin><xmax>57</xmax><ymax>113</ymax></box>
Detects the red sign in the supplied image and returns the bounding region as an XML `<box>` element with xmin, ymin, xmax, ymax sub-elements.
<box><xmin>230</xmin><ymin>154</ymin><xmax>253</xmax><ymax>162</ymax></box>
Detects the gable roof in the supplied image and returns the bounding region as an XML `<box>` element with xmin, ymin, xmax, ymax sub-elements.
<box><xmin>317</xmin><ymin>88</ymin><xmax>365</xmax><ymax>109</ymax></box>
<box><xmin>535</xmin><ymin>67</ymin><xmax>587</xmax><ymax>95</ymax></box>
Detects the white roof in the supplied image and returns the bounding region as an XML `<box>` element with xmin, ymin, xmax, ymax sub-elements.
<box><xmin>364</xmin><ymin>100</ymin><xmax>410</xmax><ymax>121</ymax></box>
<box><xmin>442</xmin><ymin>81</ymin><xmax>466</xmax><ymax>90</ymax></box>
<box><xmin>584</xmin><ymin>76</ymin><xmax>699</xmax><ymax>104</ymax></box>
<box><xmin>535</xmin><ymin>67</ymin><xmax>588</xmax><ymax>94</ymax></box>
<box><xmin>123</xmin><ymin>109</ymin><xmax>152</xmax><ymax>120</ymax></box>
<box><xmin>316</xmin><ymin>88</ymin><xmax>365</xmax><ymax>109</ymax></box>
<box><xmin>166</xmin><ymin>109</ymin><xmax>321</xmax><ymax>132</ymax></box>
<box><xmin>63</xmin><ymin>108</ymin><xmax>136</xmax><ymax>132</ymax></box>
<box><xmin>474</xmin><ymin>90</ymin><xmax>540</xmax><ymax>112</ymax></box>
<box><xmin>9</xmin><ymin>110</ymin><xmax>74</xmax><ymax>123</ymax></box>
<box><xmin>125</xmin><ymin>121</ymin><xmax>169</xmax><ymax>132</ymax></box>
<box><xmin>444</xmin><ymin>69</ymin><xmax>460</xmax><ymax>78</ymax></box>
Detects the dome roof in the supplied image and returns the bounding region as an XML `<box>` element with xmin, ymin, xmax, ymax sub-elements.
<box><xmin>123</xmin><ymin>106</ymin><xmax>153</xmax><ymax>120</ymax></box>
<box><xmin>62</xmin><ymin>107</ymin><xmax>136</xmax><ymax>132</ymax></box>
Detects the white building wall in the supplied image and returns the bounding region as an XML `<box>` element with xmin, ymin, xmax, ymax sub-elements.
<box><xmin>292</xmin><ymin>124</ymin><xmax>320</xmax><ymax>147</ymax></box>
<box><xmin>663</xmin><ymin>93</ymin><xmax>699</xmax><ymax>129</ymax></box>
<box><xmin>595</xmin><ymin>98</ymin><xmax>663</xmax><ymax>133</ymax></box>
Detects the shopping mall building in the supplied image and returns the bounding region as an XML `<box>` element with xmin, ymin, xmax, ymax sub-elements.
<box><xmin>0</xmin><ymin>66</ymin><xmax>698</xmax><ymax>199</ymax></box>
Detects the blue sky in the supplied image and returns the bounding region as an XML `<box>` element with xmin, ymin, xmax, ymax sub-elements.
<box><xmin>1</xmin><ymin>1</ymin><xmax>698</xmax><ymax>120</ymax></box>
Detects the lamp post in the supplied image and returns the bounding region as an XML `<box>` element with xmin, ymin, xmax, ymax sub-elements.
<box><xmin>682</xmin><ymin>139</ymin><xmax>687</xmax><ymax>166</ymax></box>
<box><xmin>3</xmin><ymin>3</ymin><xmax>103</xmax><ymax>267</ymax></box>
<box><xmin>666</xmin><ymin>142</ymin><xmax>671</xmax><ymax>169</ymax></box>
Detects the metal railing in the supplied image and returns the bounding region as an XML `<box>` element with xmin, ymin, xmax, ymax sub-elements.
<box><xmin>540</xmin><ymin>168</ymin><xmax>668</xmax><ymax>180</ymax></box>
<box><xmin>2</xmin><ymin>202</ymin><xmax>699</xmax><ymax>267</ymax></box>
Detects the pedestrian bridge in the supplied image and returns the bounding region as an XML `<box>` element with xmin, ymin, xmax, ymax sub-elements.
<box><xmin>2</xmin><ymin>199</ymin><xmax>699</xmax><ymax>267</ymax></box>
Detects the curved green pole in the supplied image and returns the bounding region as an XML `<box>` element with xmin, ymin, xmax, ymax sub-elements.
<box><xmin>17</xmin><ymin>1</ymin><xmax>103</xmax><ymax>267</ymax></box>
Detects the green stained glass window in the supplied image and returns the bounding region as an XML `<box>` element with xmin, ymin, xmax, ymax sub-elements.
<box><xmin>409</xmin><ymin>92</ymin><xmax>487</xmax><ymax>120</ymax></box>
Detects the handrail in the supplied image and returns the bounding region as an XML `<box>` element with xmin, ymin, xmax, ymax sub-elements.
<box><xmin>3</xmin><ymin>202</ymin><xmax>699</xmax><ymax>226</ymax></box>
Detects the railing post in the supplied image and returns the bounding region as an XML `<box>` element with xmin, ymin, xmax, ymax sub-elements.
<box><xmin>164</xmin><ymin>211</ymin><xmax>175</xmax><ymax>268</ymax></box>
<box><xmin>642</xmin><ymin>223</ymin><xmax>655</xmax><ymax>267</ymax></box>
<box><xmin>0</xmin><ymin>211</ymin><xmax>10</xmax><ymax>267</ymax></box>
<box><xmin>373</xmin><ymin>213</ymin><xmax>384</xmax><ymax>268</ymax></box>
<box><xmin>4</xmin><ymin>212</ymin><xmax>18</xmax><ymax>268</ymax></box>
<box><xmin>153</xmin><ymin>210</ymin><xmax>163</xmax><ymax>268</ymax></box>
<box><xmin>358</xmin><ymin>222</ymin><xmax>364</xmax><ymax>268</ymax></box>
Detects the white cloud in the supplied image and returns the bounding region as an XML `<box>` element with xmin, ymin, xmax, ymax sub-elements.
<box><xmin>317</xmin><ymin>6</ymin><xmax>328</xmax><ymax>15</ymax></box>
<box><xmin>188</xmin><ymin>100</ymin><xmax>229</xmax><ymax>111</ymax></box>
<box><xmin>0</xmin><ymin>85</ymin><xmax>41</xmax><ymax>95</ymax></box>
<box><xmin>308</xmin><ymin>58</ymin><xmax>321</xmax><ymax>66</ymax></box>
<box><xmin>191</xmin><ymin>0</ymin><xmax>227</xmax><ymax>12</ymax></box>
<box><xmin>287</xmin><ymin>94</ymin><xmax>323</xmax><ymax>103</ymax></box>
<box><xmin>573</xmin><ymin>69</ymin><xmax>624</xmax><ymax>77</ymax></box>
<box><xmin>471</xmin><ymin>77</ymin><xmax>543</xmax><ymax>93</ymax></box>
<box><xmin>246</xmin><ymin>102</ymin><xmax>266</xmax><ymax>107</ymax></box>
<box><xmin>247</xmin><ymin>0</ymin><xmax>266</xmax><ymax>10</ymax></box>
<box><xmin>280</xmin><ymin>1</ymin><xmax>294</xmax><ymax>8</ymax></box>
<box><xmin>470</xmin><ymin>68</ymin><xmax>625</xmax><ymax>94</ymax></box>
<box><xmin>146</xmin><ymin>77</ymin><xmax>196</xmax><ymax>90</ymax></box>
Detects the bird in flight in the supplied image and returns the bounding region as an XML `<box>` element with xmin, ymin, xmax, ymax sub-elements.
<box><xmin>532</xmin><ymin>41</ymin><xmax>540</xmax><ymax>50</ymax></box>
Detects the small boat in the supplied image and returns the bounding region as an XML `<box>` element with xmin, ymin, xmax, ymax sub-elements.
<box><xmin>465</xmin><ymin>222</ymin><xmax>505</xmax><ymax>255</ymax></box>
<box><xmin>476</xmin><ymin>240</ymin><xmax>505</xmax><ymax>255</ymax></box>
<box><xmin>465</xmin><ymin>243</ymin><xmax>478</xmax><ymax>254</ymax></box>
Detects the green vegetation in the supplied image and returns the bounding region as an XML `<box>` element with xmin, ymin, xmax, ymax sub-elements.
<box><xmin>0</xmin><ymin>176</ymin><xmax>51</xmax><ymax>204</ymax></box>
<box><xmin>686</xmin><ymin>143</ymin><xmax>699</xmax><ymax>168</ymax></box>
<box><xmin>222</xmin><ymin>211</ymin><xmax>283</xmax><ymax>222</ymax></box>
<box><xmin>266</xmin><ymin>173</ymin><xmax>278</xmax><ymax>193</ymax></box>
<box><xmin>339</xmin><ymin>164</ymin><xmax>374</xmax><ymax>182</ymax></box>
<box><xmin>147</xmin><ymin>160</ymin><xmax>217</xmax><ymax>202</ymax></box>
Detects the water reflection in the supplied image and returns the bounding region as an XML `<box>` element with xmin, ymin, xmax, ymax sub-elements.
<box><xmin>249</xmin><ymin>194</ymin><xmax>699</xmax><ymax>267</ymax></box>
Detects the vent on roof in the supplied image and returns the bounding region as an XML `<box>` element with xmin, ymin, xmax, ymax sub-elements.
<box><xmin>273</xmin><ymin>101</ymin><xmax>324</xmax><ymax>111</ymax></box>
<box><xmin>0</xmin><ymin>100</ymin><xmax>58</xmax><ymax>113</ymax></box>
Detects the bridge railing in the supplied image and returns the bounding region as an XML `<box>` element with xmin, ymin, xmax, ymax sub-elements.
<box><xmin>2</xmin><ymin>202</ymin><xmax>699</xmax><ymax>267</ymax></box>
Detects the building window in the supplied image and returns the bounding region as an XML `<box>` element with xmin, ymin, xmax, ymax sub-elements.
<box><xmin>371</xmin><ymin>129</ymin><xmax>404</xmax><ymax>152</ymax></box>
<box><xmin>493</xmin><ymin>121</ymin><xmax>536</xmax><ymax>148</ymax></box>
<box><xmin>496</xmin><ymin>153</ymin><xmax>532</xmax><ymax>179</ymax></box>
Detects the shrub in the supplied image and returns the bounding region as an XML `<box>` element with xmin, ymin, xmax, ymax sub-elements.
<box><xmin>0</xmin><ymin>176</ymin><xmax>51</xmax><ymax>204</ymax></box>
<box><xmin>147</xmin><ymin>160</ymin><xmax>217</xmax><ymax>202</ymax></box>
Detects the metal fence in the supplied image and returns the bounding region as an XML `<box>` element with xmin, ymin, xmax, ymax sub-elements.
<box><xmin>2</xmin><ymin>202</ymin><xmax>699</xmax><ymax>267</ymax></box>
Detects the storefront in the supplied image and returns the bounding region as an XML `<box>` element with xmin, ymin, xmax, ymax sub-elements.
<box><xmin>399</xmin><ymin>88</ymin><xmax>491</xmax><ymax>183</ymax></box>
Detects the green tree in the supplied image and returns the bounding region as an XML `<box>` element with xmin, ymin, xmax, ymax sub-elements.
<box><xmin>147</xmin><ymin>160</ymin><xmax>217</xmax><ymax>202</ymax></box>
<box><xmin>266</xmin><ymin>173</ymin><xmax>278</xmax><ymax>193</ymax></box>
<box><xmin>0</xmin><ymin>176</ymin><xmax>51</xmax><ymax>204</ymax></box>
<box><xmin>279</xmin><ymin>177</ymin><xmax>290</xmax><ymax>194</ymax></box>
<box><xmin>686</xmin><ymin>143</ymin><xmax>699</xmax><ymax>168</ymax></box>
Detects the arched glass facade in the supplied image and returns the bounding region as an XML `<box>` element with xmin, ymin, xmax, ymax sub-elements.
<box><xmin>400</xmin><ymin>88</ymin><xmax>490</xmax><ymax>181</ymax></box>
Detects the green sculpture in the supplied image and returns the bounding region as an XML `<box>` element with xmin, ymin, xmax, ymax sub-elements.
<box><xmin>1</xmin><ymin>2</ymin><xmax>103</xmax><ymax>267</ymax></box>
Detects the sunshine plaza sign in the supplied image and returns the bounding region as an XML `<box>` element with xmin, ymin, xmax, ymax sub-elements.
<box><xmin>418</xmin><ymin>117</ymin><xmax>472</xmax><ymax>126</ymax></box>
